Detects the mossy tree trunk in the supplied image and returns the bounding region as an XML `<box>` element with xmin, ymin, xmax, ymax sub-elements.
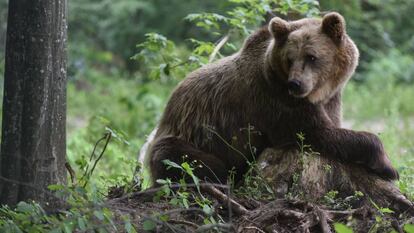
<box><xmin>0</xmin><ymin>0</ymin><xmax>67</xmax><ymax>208</ymax></box>
<box><xmin>257</xmin><ymin>148</ymin><xmax>414</xmax><ymax>213</ymax></box>
<box><xmin>235</xmin><ymin>148</ymin><xmax>413</xmax><ymax>232</ymax></box>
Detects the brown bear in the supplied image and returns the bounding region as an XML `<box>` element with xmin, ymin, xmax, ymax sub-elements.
<box><xmin>144</xmin><ymin>12</ymin><xmax>399</xmax><ymax>185</ymax></box>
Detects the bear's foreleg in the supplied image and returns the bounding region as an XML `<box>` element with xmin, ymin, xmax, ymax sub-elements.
<box><xmin>303</xmin><ymin>128</ymin><xmax>399</xmax><ymax>180</ymax></box>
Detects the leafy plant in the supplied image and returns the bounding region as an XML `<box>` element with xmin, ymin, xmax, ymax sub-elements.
<box><xmin>152</xmin><ymin>160</ymin><xmax>224</xmax><ymax>229</ymax></box>
<box><xmin>334</xmin><ymin>223</ymin><xmax>354</xmax><ymax>233</ymax></box>
<box><xmin>133</xmin><ymin>0</ymin><xmax>320</xmax><ymax>83</ymax></box>
<box><xmin>405</xmin><ymin>224</ymin><xmax>414</xmax><ymax>233</ymax></box>
<box><xmin>0</xmin><ymin>186</ymin><xmax>137</xmax><ymax>233</ymax></box>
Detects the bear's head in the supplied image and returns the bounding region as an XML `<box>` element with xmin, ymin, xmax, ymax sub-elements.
<box><xmin>265</xmin><ymin>12</ymin><xmax>359</xmax><ymax>103</ymax></box>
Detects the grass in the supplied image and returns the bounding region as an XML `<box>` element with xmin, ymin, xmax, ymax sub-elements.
<box><xmin>343</xmin><ymin>81</ymin><xmax>414</xmax><ymax>199</ymax></box>
<box><xmin>66</xmin><ymin>69</ymin><xmax>177</xmax><ymax>190</ymax></box>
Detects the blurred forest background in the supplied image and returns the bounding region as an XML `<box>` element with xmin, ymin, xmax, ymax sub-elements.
<box><xmin>0</xmin><ymin>0</ymin><xmax>413</xmax><ymax>196</ymax></box>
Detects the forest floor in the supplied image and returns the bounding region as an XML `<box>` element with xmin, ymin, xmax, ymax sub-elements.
<box><xmin>105</xmin><ymin>180</ymin><xmax>414</xmax><ymax>232</ymax></box>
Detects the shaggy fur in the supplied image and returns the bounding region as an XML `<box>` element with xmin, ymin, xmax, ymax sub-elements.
<box><xmin>146</xmin><ymin>12</ymin><xmax>398</xmax><ymax>185</ymax></box>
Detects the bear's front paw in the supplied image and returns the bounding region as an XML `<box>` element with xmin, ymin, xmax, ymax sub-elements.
<box><xmin>368</xmin><ymin>146</ymin><xmax>399</xmax><ymax>180</ymax></box>
<box><xmin>357</xmin><ymin>132</ymin><xmax>399</xmax><ymax>180</ymax></box>
<box><xmin>373</xmin><ymin>163</ymin><xmax>399</xmax><ymax>181</ymax></box>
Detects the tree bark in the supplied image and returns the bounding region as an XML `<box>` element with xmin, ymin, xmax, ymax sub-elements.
<box><xmin>257</xmin><ymin>148</ymin><xmax>414</xmax><ymax>214</ymax></box>
<box><xmin>0</xmin><ymin>0</ymin><xmax>67</xmax><ymax>208</ymax></box>
<box><xmin>233</xmin><ymin>148</ymin><xmax>414</xmax><ymax>232</ymax></box>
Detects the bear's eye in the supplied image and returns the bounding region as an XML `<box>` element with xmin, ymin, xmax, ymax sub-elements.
<box><xmin>305</xmin><ymin>54</ymin><xmax>317</xmax><ymax>63</ymax></box>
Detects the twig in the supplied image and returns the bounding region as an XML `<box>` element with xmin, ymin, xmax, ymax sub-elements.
<box><xmin>242</xmin><ymin>226</ymin><xmax>266</xmax><ymax>233</ymax></box>
<box><xmin>168</xmin><ymin>219</ymin><xmax>199</xmax><ymax>229</ymax></box>
<box><xmin>391</xmin><ymin>218</ymin><xmax>404</xmax><ymax>233</ymax></box>
<box><xmin>201</xmin><ymin>185</ymin><xmax>249</xmax><ymax>216</ymax></box>
<box><xmin>326</xmin><ymin>209</ymin><xmax>358</xmax><ymax>220</ymax></box>
<box><xmin>195</xmin><ymin>223</ymin><xmax>232</xmax><ymax>233</ymax></box>
<box><xmin>82</xmin><ymin>132</ymin><xmax>112</xmax><ymax>188</ymax></box>
<box><xmin>160</xmin><ymin>207</ymin><xmax>207</xmax><ymax>217</ymax></box>
<box><xmin>80</xmin><ymin>134</ymin><xmax>108</xmax><ymax>181</ymax></box>
<box><xmin>65</xmin><ymin>162</ymin><xmax>77</xmax><ymax>185</ymax></box>
<box><xmin>226</xmin><ymin>183</ymin><xmax>233</xmax><ymax>227</ymax></box>
<box><xmin>278</xmin><ymin>209</ymin><xmax>305</xmax><ymax>219</ymax></box>
<box><xmin>88</xmin><ymin>133</ymin><xmax>111</xmax><ymax>179</ymax></box>
<box><xmin>209</xmin><ymin>34</ymin><xmax>230</xmax><ymax>63</ymax></box>
<box><xmin>108</xmin><ymin>183</ymin><xmax>229</xmax><ymax>204</ymax></box>
<box><xmin>315</xmin><ymin>207</ymin><xmax>332</xmax><ymax>233</ymax></box>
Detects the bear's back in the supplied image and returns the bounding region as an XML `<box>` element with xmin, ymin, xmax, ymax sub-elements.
<box><xmin>156</xmin><ymin>54</ymin><xmax>255</xmax><ymax>145</ymax></box>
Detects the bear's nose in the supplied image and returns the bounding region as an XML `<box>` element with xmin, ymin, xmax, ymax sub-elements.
<box><xmin>287</xmin><ymin>80</ymin><xmax>302</xmax><ymax>93</ymax></box>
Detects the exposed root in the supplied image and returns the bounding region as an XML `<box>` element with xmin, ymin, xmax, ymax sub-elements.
<box><xmin>106</xmin><ymin>148</ymin><xmax>413</xmax><ymax>232</ymax></box>
<box><xmin>201</xmin><ymin>185</ymin><xmax>249</xmax><ymax>216</ymax></box>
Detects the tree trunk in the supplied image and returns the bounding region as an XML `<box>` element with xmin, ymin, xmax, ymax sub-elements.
<box><xmin>257</xmin><ymin>148</ymin><xmax>413</xmax><ymax>212</ymax></box>
<box><xmin>0</xmin><ymin>0</ymin><xmax>67</xmax><ymax>208</ymax></box>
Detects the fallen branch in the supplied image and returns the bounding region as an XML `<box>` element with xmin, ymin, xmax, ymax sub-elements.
<box><xmin>241</xmin><ymin>226</ymin><xmax>266</xmax><ymax>233</ymax></box>
<box><xmin>195</xmin><ymin>223</ymin><xmax>232</xmax><ymax>233</ymax></box>
<box><xmin>201</xmin><ymin>184</ymin><xmax>249</xmax><ymax>216</ymax></box>
<box><xmin>315</xmin><ymin>207</ymin><xmax>332</xmax><ymax>233</ymax></box>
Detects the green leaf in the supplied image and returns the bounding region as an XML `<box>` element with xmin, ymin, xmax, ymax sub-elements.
<box><xmin>125</xmin><ymin>221</ymin><xmax>137</xmax><ymax>233</ymax></box>
<box><xmin>159</xmin><ymin>214</ymin><xmax>170</xmax><ymax>222</ymax></box>
<box><xmin>143</xmin><ymin>220</ymin><xmax>156</xmax><ymax>231</ymax></box>
<box><xmin>181</xmin><ymin>162</ymin><xmax>193</xmax><ymax>175</ymax></box>
<box><xmin>404</xmin><ymin>224</ymin><xmax>414</xmax><ymax>233</ymax></box>
<box><xmin>48</xmin><ymin>184</ymin><xmax>65</xmax><ymax>191</ymax></box>
<box><xmin>16</xmin><ymin>202</ymin><xmax>34</xmax><ymax>213</ymax></box>
<box><xmin>163</xmin><ymin>63</ymin><xmax>170</xmax><ymax>76</ymax></box>
<box><xmin>94</xmin><ymin>210</ymin><xmax>105</xmax><ymax>221</ymax></box>
<box><xmin>162</xmin><ymin>159</ymin><xmax>183</xmax><ymax>170</ymax></box>
<box><xmin>333</xmin><ymin>223</ymin><xmax>353</xmax><ymax>233</ymax></box>
<box><xmin>182</xmin><ymin>198</ymin><xmax>189</xmax><ymax>209</ymax></box>
<box><xmin>379</xmin><ymin>207</ymin><xmax>394</xmax><ymax>214</ymax></box>
<box><xmin>49</xmin><ymin>228</ymin><xmax>62</xmax><ymax>233</ymax></box>
<box><xmin>202</xmin><ymin>205</ymin><xmax>214</xmax><ymax>216</ymax></box>
<box><xmin>77</xmin><ymin>217</ymin><xmax>87</xmax><ymax>230</ymax></box>
<box><xmin>1</xmin><ymin>221</ymin><xmax>24</xmax><ymax>233</ymax></box>
<box><xmin>155</xmin><ymin>179</ymin><xmax>167</xmax><ymax>185</ymax></box>
<box><xmin>170</xmin><ymin>198</ymin><xmax>179</xmax><ymax>206</ymax></box>
<box><xmin>369</xmin><ymin>198</ymin><xmax>380</xmax><ymax>210</ymax></box>
<box><xmin>63</xmin><ymin>222</ymin><xmax>73</xmax><ymax>233</ymax></box>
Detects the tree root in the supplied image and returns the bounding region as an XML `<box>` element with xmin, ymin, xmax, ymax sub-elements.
<box><xmin>258</xmin><ymin>148</ymin><xmax>414</xmax><ymax>215</ymax></box>
<box><xmin>110</xmin><ymin>148</ymin><xmax>414</xmax><ymax>232</ymax></box>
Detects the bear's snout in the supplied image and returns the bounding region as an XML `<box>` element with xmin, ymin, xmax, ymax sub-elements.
<box><xmin>287</xmin><ymin>79</ymin><xmax>304</xmax><ymax>96</ymax></box>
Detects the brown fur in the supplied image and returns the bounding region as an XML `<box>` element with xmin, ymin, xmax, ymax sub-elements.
<box><xmin>146</xmin><ymin>12</ymin><xmax>398</xmax><ymax>185</ymax></box>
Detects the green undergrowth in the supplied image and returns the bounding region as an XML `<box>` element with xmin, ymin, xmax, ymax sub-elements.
<box><xmin>343</xmin><ymin>80</ymin><xmax>414</xmax><ymax>199</ymax></box>
<box><xmin>66</xmin><ymin>70</ymin><xmax>178</xmax><ymax>191</ymax></box>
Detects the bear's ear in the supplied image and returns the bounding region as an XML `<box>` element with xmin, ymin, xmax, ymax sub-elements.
<box><xmin>322</xmin><ymin>12</ymin><xmax>346</xmax><ymax>46</ymax></box>
<box><xmin>268</xmin><ymin>17</ymin><xmax>290</xmax><ymax>46</ymax></box>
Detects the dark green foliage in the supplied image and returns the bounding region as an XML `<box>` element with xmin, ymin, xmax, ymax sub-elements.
<box><xmin>68</xmin><ymin>0</ymin><xmax>230</xmax><ymax>71</ymax></box>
